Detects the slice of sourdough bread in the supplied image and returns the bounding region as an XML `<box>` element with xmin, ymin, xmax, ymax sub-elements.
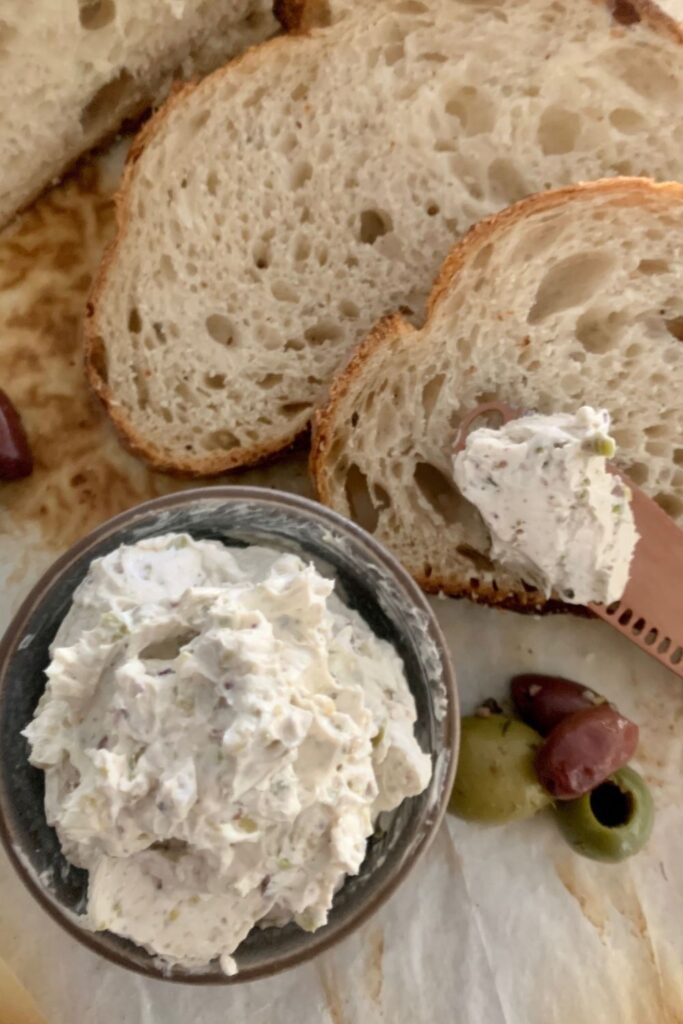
<box><xmin>86</xmin><ymin>0</ymin><xmax>683</xmax><ymax>477</ymax></box>
<box><xmin>311</xmin><ymin>179</ymin><xmax>683</xmax><ymax>609</ymax></box>
<box><xmin>0</xmin><ymin>0</ymin><xmax>277</xmax><ymax>230</ymax></box>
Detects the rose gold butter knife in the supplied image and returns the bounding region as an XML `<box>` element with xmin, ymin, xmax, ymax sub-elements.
<box><xmin>454</xmin><ymin>402</ymin><xmax>683</xmax><ymax>679</ymax></box>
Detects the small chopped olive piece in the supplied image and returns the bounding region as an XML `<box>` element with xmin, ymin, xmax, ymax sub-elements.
<box><xmin>510</xmin><ymin>674</ymin><xmax>605</xmax><ymax>735</ymax></box>
<box><xmin>449</xmin><ymin>715</ymin><xmax>551</xmax><ymax>824</ymax></box>
<box><xmin>535</xmin><ymin>703</ymin><xmax>639</xmax><ymax>800</ymax></box>
<box><xmin>592</xmin><ymin>436</ymin><xmax>616</xmax><ymax>458</ymax></box>
<box><xmin>371</xmin><ymin>725</ymin><xmax>385</xmax><ymax>747</ymax></box>
<box><xmin>475</xmin><ymin>697</ymin><xmax>504</xmax><ymax>717</ymax></box>
<box><xmin>555</xmin><ymin>766</ymin><xmax>654</xmax><ymax>862</ymax></box>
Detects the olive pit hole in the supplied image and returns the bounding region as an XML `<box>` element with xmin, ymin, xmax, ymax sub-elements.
<box><xmin>589</xmin><ymin>781</ymin><xmax>634</xmax><ymax>828</ymax></box>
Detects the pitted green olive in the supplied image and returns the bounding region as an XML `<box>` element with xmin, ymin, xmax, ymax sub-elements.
<box><xmin>449</xmin><ymin>715</ymin><xmax>551</xmax><ymax>823</ymax></box>
<box><xmin>555</xmin><ymin>765</ymin><xmax>654</xmax><ymax>863</ymax></box>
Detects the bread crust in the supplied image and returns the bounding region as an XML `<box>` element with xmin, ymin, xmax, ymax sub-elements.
<box><xmin>86</xmin><ymin>1</ymin><xmax>683</xmax><ymax>478</ymax></box>
<box><xmin>311</xmin><ymin>177</ymin><xmax>683</xmax><ymax>609</ymax></box>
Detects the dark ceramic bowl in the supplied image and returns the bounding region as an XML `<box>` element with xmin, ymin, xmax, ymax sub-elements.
<box><xmin>0</xmin><ymin>487</ymin><xmax>457</xmax><ymax>983</ymax></box>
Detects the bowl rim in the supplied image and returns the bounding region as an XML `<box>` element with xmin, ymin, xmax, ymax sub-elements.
<box><xmin>0</xmin><ymin>485</ymin><xmax>458</xmax><ymax>984</ymax></box>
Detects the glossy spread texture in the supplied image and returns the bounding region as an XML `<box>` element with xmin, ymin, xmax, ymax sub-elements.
<box><xmin>24</xmin><ymin>534</ymin><xmax>431</xmax><ymax>974</ymax></box>
<box><xmin>452</xmin><ymin>407</ymin><xmax>639</xmax><ymax>605</ymax></box>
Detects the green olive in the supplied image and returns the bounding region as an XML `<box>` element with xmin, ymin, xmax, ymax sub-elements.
<box><xmin>449</xmin><ymin>715</ymin><xmax>551</xmax><ymax>823</ymax></box>
<box><xmin>555</xmin><ymin>765</ymin><xmax>654</xmax><ymax>863</ymax></box>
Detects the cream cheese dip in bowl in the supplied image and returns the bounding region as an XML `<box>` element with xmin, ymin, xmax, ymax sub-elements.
<box><xmin>0</xmin><ymin>487</ymin><xmax>457</xmax><ymax>983</ymax></box>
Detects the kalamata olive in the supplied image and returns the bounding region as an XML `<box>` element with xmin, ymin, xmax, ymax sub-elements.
<box><xmin>0</xmin><ymin>389</ymin><xmax>33</xmax><ymax>480</ymax></box>
<box><xmin>535</xmin><ymin>703</ymin><xmax>638</xmax><ymax>800</ymax></box>
<box><xmin>449</xmin><ymin>715</ymin><xmax>551</xmax><ymax>823</ymax></box>
<box><xmin>555</xmin><ymin>766</ymin><xmax>654</xmax><ymax>863</ymax></box>
<box><xmin>510</xmin><ymin>674</ymin><xmax>605</xmax><ymax>735</ymax></box>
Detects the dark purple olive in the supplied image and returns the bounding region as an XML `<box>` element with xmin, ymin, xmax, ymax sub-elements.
<box><xmin>511</xmin><ymin>674</ymin><xmax>605</xmax><ymax>735</ymax></box>
<box><xmin>535</xmin><ymin>703</ymin><xmax>639</xmax><ymax>800</ymax></box>
<box><xmin>0</xmin><ymin>389</ymin><xmax>33</xmax><ymax>480</ymax></box>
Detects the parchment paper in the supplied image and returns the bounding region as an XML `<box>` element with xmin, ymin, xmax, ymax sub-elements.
<box><xmin>665</xmin><ymin>0</ymin><xmax>683</xmax><ymax>20</ymax></box>
<box><xmin>2</xmin><ymin>100</ymin><xmax>683</xmax><ymax>1024</ymax></box>
<box><xmin>0</xmin><ymin>955</ymin><xmax>47</xmax><ymax>1024</ymax></box>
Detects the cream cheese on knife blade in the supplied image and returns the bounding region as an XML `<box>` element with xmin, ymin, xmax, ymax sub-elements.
<box><xmin>452</xmin><ymin>407</ymin><xmax>639</xmax><ymax>605</ymax></box>
<box><xmin>24</xmin><ymin>535</ymin><xmax>431</xmax><ymax>975</ymax></box>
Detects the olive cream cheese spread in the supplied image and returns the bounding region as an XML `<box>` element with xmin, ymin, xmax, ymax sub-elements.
<box><xmin>452</xmin><ymin>407</ymin><xmax>639</xmax><ymax>605</ymax></box>
<box><xmin>24</xmin><ymin>535</ymin><xmax>431</xmax><ymax>974</ymax></box>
